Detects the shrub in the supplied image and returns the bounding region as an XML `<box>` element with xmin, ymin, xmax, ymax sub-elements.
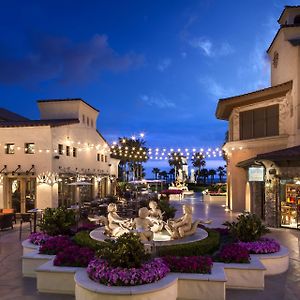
<box><xmin>87</xmin><ymin>257</ymin><xmax>169</xmax><ymax>286</ymax></box>
<box><xmin>73</xmin><ymin>231</ymin><xmax>105</xmax><ymax>251</ymax></box>
<box><xmin>157</xmin><ymin>198</ymin><xmax>177</xmax><ymax>221</ymax></box>
<box><xmin>54</xmin><ymin>245</ymin><xmax>94</xmax><ymax>267</ymax></box>
<box><xmin>39</xmin><ymin>236</ymin><xmax>74</xmax><ymax>255</ymax></box>
<box><xmin>163</xmin><ymin>256</ymin><xmax>213</xmax><ymax>274</ymax></box>
<box><xmin>39</xmin><ymin>207</ymin><xmax>76</xmax><ymax>236</ymax></box>
<box><xmin>223</xmin><ymin>212</ymin><xmax>270</xmax><ymax>242</ymax></box>
<box><xmin>157</xmin><ymin>229</ymin><xmax>220</xmax><ymax>257</ymax></box>
<box><xmin>96</xmin><ymin>232</ymin><xmax>150</xmax><ymax>268</ymax></box>
<box><xmin>215</xmin><ymin>243</ymin><xmax>250</xmax><ymax>264</ymax></box>
<box><xmin>76</xmin><ymin>222</ymin><xmax>98</xmax><ymax>233</ymax></box>
<box><xmin>29</xmin><ymin>232</ymin><xmax>51</xmax><ymax>246</ymax></box>
<box><xmin>238</xmin><ymin>238</ymin><xmax>280</xmax><ymax>254</ymax></box>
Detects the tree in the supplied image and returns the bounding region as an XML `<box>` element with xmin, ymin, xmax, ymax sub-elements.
<box><xmin>152</xmin><ymin>168</ymin><xmax>160</xmax><ymax>180</ymax></box>
<box><xmin>200</xmin><ymin>168</ymin><xmax>209</xmax><ymax>184</ymax></box>
<box><xmin>168</xmin><ymin>152</ymin><xmax>185</xmax><ymax>179</ymax></box>
<box><xmin>217</xmin><ymin>166</ymin><xmax>226</xmax><ymax>182</ymax></box>
<box><xmin>168</xmin><ymin>168</ymin><xmax>175</xmax><ymax>182</ymax></box>
<box><xmin>191</xmin><ymin>152</ymin><xmax>206</xmax><ymax>182</ymax></box>
<box><xmin>159</xmin><ymin>171</ymin><xmax>168</xmax><ymax>181</ymax></box>
<box><xmin>208</xmin><ymin>169</ymin><xmax>216</xmax><ymax>184</ymax></box>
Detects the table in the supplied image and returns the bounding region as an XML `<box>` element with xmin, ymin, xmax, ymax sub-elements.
<box><xmin>27</xmin><ymin>209</ymin><xmax>43</xmax><ymax>233</ymax></box>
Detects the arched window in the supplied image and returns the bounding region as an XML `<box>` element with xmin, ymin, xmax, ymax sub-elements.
<box><xmin>294</xmin><ymin>15</ymin><xmax>300</xmax><ymax>25</ymax></box>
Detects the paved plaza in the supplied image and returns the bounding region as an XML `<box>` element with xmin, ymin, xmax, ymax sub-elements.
<box><xmin>0</xmin><ymin>194</ymin><xmax>300</xmax><ymax>300</ymax></box>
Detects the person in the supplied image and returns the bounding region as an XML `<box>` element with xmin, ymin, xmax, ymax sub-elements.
<box><xmin>148</xmin><ymin>201</ymin><xmax>164</xmax><ymax>233</ymax></box>
<box><xmin>165</xmin><ymin>204</ymin><xmax>193</xmax><ymax>239</ymax></box>
<box><xmin>132</xmin><ymin>207</ymin><xmax>153</xmax><ymax>242</ymax></box>
<box><xmin>106</xmin><ymin>203</ymin><xmax>130</xmax><ymax>237</ymax></box>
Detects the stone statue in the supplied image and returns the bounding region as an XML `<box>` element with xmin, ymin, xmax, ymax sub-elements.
<box><xmin>106</xmin><ymin>203</ymin><xmax>130</xmax><ymax>237</ymax></box>
<box><xmin>148</xmin><ymin>201</ymin><xmax>164</xmax><ymax>233</ymax></box>
<box><xmin>132</xmin><ymin>207</ymin><xmax>154</xmax><ymax>242</ymax></box>
<box><xmin>165</xmin><ymin>204</ymin><xmax>195</xmax><ymax>239</ymax></box>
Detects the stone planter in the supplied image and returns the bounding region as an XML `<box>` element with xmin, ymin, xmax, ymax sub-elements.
<box><xmin>74</xmin><ymin>264</ymin><xmax>226</xmax><ymax>300</ymax></box>
<box><xmin>254</xmin><ymin>246</ymin><xmax>289</xmax><ymax>275</ymax></box>
<box><xmin>169</xmin><ymin>194</ymin><xmax>182</xmax><ymax>200</ymax></box>
<box><xmin>21</xmin><ymin>239</ymin><xmax>39</xmax><ymax>255</ymax></box>
<box><xmin>215</xmin><ymin>256</ymin><xmax>265</xmax><ymax>290</ymax></box>
<box><xmin>22</xmin><ymin>250</ymin><xmax>55</xmax><ymax>278</ymax></box>
<box><xmin>36</xmin><ymin>260</ymin><xmax>85</xmax><ymax>295</ymax></box>
<box><xmin>203</xmin><ymin>194</ymin><xmax>226</xmax><ymax>202</ymax></box>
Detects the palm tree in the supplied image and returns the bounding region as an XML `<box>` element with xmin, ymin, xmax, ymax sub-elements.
<box><xmin>200</xmin><ymin>168</ymin><xmax>209</xmax><ymax>184</ymax></box>
<box><xmin>168</xmin><ymin>168</ymin><xmax>175</xmax><ymax>182</ymax></box>
<box><xmin>159</xmin><ymin>171</ymin><xmax>168</xmax><ymax>181</ymax></box>
<box><xmin>168</xmin><ymin>152</ymin><xmax>185</xmax><ymax>179</ymax></box>
<box><xmin>208</xmin><ymin>169</ymin><xmax>216</xmax><ymax>184</ymax></box>
<box><xmin>152</xmin><ymin>168</ymin><xmax>160</xmax><ymax>180</ymax></box>
<box><xmin>217</xmin><ymin>166</ymin><xmax>226</xmax><ymax>182</ymax></box>
<box><xmin>191</xmin><ymin>152</ymin><xmax>206</xmax><ymax>182</ymax></box>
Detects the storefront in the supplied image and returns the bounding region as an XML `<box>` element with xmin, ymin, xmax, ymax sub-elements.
<box><xmin>237</xmin><ymin>145</ymin><xmax>300</xmax><ymax>229</ymax></box>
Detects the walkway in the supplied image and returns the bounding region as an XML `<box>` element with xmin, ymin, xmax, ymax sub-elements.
<box><xmin>0</xmin><ymin>194</ymin><xmax>299</xmax><ymax>299</ymax></box>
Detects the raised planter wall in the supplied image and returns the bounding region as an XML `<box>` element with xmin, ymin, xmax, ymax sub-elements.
<box><xmin>203</xmin><ymin>194</ymin><xmax>226</xmax><ymax>202</ymax></box>
<box><xmin>22</xmin><ymin>250</ymin><xmax>55</xmax><ymax>278</ymax></box>
<box><xmin>22</xmin><ymin>239</ymin><xmax>39</xmax><ymax>255</ymax></box>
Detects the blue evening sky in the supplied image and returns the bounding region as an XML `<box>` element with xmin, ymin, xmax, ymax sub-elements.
<box><xmin>0</xmin><ymin>0</ymin><xmax>297</xmax><ymax>175</ymax></box>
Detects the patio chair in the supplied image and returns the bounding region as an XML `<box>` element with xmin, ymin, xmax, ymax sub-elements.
<box><xmin>0</xmin><ymin>213</ymin><xmax>14</xmax><ymax>230</ymax></box>
<box><xmin>2</xmin><ymin>208</ymin><xmax>17</xmax><ymax>224</ymax></box>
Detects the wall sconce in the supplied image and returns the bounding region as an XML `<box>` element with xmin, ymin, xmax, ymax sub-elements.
<box><xmin>37</xmin><ymin>171</ymin><xmax>59</xmax><ymax>185</ymax></box>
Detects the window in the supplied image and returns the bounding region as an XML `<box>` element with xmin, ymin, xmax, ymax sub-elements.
<box><xmin>294</xmin><ymin>15</ymin><xmax>300</xmax><ymax>25</ymax></box>
<box><xmin>82</xmin><ymin>114</ymin><xmax>85</xmax><ymax>123</ymax></box>
<box><xmin>73</xmin><ymin>147</ymin><xmax>77</xmax><ymax>157</ymax></box>
<box><xmin>101</xmin><ymin>154</ymin><xmax>104</xmax><ymax>162</ymax></box>
<box><xmin>97</xmin><ymin>153</ymin><xmax>100</xmax><ymax>161</ymax></box>
<box><xmin>66</xmin><ymin>146</ymin><xmax>70</xmax><ymax>156</ymax></box>
<box><xmin>87</xmin><ymin>117</ymin><xmax>90</xmax><ymax>126</ymax></box>
<box><xmin>91</xmin><ymin>119</ymin><xmax>94</xmax><ymax>128</ymax></box>
<box><xmin>239</xmin><ymin>105</ymin><xmax>279</xmax><ymax>140</ymax></box>
<box><xmin>5</xmin><ymin>143</ymin><xmax>14</xmax><ymax>154</ymax></box>
<box><xmin>105</xmin><ymin>155</ymin><xmax>107</xmax><ymax>162</ymax></box>
<box><xmin>25</xmin><ymin>143</ymin><xmax>35</xmax><ymax>154</ymax></box>
<box><xmin>58</xmin><ymin>144</ymin><xmax>64</xmax><ymax>155</ymax></box>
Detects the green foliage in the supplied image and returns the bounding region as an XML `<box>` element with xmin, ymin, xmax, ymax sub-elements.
<box><xmin>223</xmin><ymin>212</ymin><xmax>270</xmax><ymax>242</ymax></box>
<box><xmin>157</xmin><ymin>229</ymin><xmax>220</xmax><ymax>257</ymax></box>
<box><xmin>158</xmin><ymin>198</ymin><xmax>177</xmax><ymax>221</ymax></box>
<box><xmin>73</xmin><ymin>231</ymin><xmax>105</xmax><ymax>251</ymax></box>
<box><xmin>39</xmin><ymin>207</ymin><xmax>76</xmax><ymax>236</ymax></box>
<box><xmin>96</xmin><ymin>232</ymin><xmax>150</xmax><ymax>268</ymax></box>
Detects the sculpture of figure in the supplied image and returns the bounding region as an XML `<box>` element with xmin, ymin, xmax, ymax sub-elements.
<box><xmin>165</xmin><ymin>204</ymin><xmax>193</xmax><ymax>239</ymax></box>
<box><xmin>132</xmin><ymin>207</ymin><xmax>154</xmax><ymax>242</ymax></box>
<box><xmin>148</xmin><ymin>201</ymin><xmax>164</xmax><ymax>233</ymax></box>
<box><xmin>106</xmin><ymin>203</ymin><xmax>130</xmax><ymax>237</ymax></box>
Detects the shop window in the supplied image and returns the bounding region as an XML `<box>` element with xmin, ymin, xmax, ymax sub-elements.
<box><xmin>97</xmin><ymin>153</ymin><xmax>100</xmax><ymax>161</ymax></box>
<box><xmin>5</xmin><ymin>143</ymin><xmax>15</xmax><ymax>154</ymax></box>
<box><xmin>58</xmin><ymin>144</ymin><xmax>64</xmax><ymax>155</ymax></box>
<box><xmin>101</xmin><ymin>154</ymin><xmax>104</xmax><ymax>162</ymax></box>
<box><xmin>66</xmin><ymin>146</ymin><xmax>70</xmax><ymax>156</ymax></box>
<box><xmin>73</xmin><ymin>147</ymin><xmax>77</xmax><ymax>157</ymax></box>
<box><xmin>239</xmin><ymin>105</ymin><xmax>279</xmax><ymax>140</ymax></box>
<box><xmin>24</xmin><ymin>143</ymin><xmax>35</xmax><ymax>154</ymax></box>
<box><xmin>105</xmin><ymin>155</ymin><xmax>107</xmax><ymax>162</ymax></box>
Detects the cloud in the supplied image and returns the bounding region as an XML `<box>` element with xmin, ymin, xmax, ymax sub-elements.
<box><xmin>157</xmin><ymin>58</ymin><xmax>172</xmax><ymax>72</ymax></box>
<box><xmin>199</xmin><ymin>77</ymin><xmax>235</xmax><ymax>99</ymax></box>
<box><xmin>140</xmin><ymin>94</ymin><xmax>176</xmax><ymax>108</ymax></box>
<box><xmin>189</xmin><ymin>37</ymin><xmax>234</xmax><ymax>57</ymax></box>
<box><xmin>0</xmin><ymin>34</ymin><xmax>144</xmax><ymax>85</ymax></box>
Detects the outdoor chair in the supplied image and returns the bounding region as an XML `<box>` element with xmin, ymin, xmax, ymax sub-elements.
<box><xmin>0</xmin><ymin>213</ymin><xmax>14</xmax><ymax>230</ymax></box>
<box><xmin>2</xmin><ymin>208</ymin><xmax>16</xmax><ymax>224</ymax></box>
<box><xmin>19</xmin><ymin>213</ymin><xmax>32</xmax><ymax>240</ymax></box>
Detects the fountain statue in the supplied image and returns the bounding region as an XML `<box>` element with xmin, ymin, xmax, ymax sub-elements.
<box><xmin>165</xmin><ymin>204</ymin><xmax>199</xmax><ymax>239</ymax></box>
<box><xmin>147</xmin><ymin>201</ymin><xmax>164</xmax><ymax>233</ymax></box>
<box><xmin>132</xmin><ymin>207</ymin><xmax>154</xmax><ymax>242</ymax></box>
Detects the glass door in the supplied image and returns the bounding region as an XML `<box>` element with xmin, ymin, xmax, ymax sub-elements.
<box><xmin>11</xmin><ymin>178</ymin><xmax>21</xmax><ymax>213</ymax></box>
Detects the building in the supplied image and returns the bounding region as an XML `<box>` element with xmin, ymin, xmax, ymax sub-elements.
<box><xmin>0</xmin><ymin>99</ymin><xmax>119</xmax><ymax>213</ymax></box>
<box><xmin>216</xmin><ymin>6</ymin><xmax>300</xmax><ymax>229</ymax></box>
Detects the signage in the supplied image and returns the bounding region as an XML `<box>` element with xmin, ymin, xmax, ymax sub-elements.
<box><xmin>248</xmin><ymin>166</ymin><xmax>264</xmax><ymax>182</ymax></box>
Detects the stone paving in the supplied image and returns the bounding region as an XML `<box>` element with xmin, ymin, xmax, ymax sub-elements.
<box><xmin>0</xmin><ymin>193</ymin><xmax>299</xmax><ymax>300</ymax></box>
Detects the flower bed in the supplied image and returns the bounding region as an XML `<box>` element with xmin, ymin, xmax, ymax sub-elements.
<box><xmin>29</xmin><ymin>232</ymin><xmax>51</xmax><ymax>246</ymax></box>
<box><xmin>87</xmin><ymin>258</ymin><xmax>170</xmax><ymax>286</ymax></box>
<box><xmin>161</xmin><ymin>189</ymin><xmax>183</xmax><ymax>195</ymax></box>
<box><xmin>54</xmin><ymin>245</ymin><xmax>94</xmax><ymax>267</ymax></box>
<box><xmin>163</xmin><ymin>256</ymin><xmax>213</xmax><ymax>274</ymax></box>
<box><xmin>215</xmin><ymin>244</ymin><xmax>250</xmax><ymax>264</ymax></box>
<box><xmin>238</xmin><ymin>238</ymin><xmax>280</xmax><ymax>254</ymax></box>
<box><xmin>39</xmin><ymin>236</ymin><xmax>74</xmax><ymax>255</ymax></box>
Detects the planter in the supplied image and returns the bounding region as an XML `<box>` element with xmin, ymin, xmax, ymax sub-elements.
<box><xmin>75</xmin><ymin>264</ymin><xmax>226</xmax><ymax>300</ymax></box>
<box><xmin>215</xmin><ymin>256</ymin><xmax>265</xmax><ymax>290</ymax></box>
<box><xmin>203</xmin><ymin>194</ymin><xmax>226</xmax><ymax>202</ymax></box>
<box><xmin>22</xmin><ymin>250</ymin><xmax>55</xmax><ymax>278</ymax></box>
<box><xmin>254</xmin><ymin>246</ymin><xmax>289</xmax><ymax>275</ymax></box>
<box><xmin>22</xmin><ymin>239</ymin><xmax>39</xmax><ymax>255</ymax></box>
<box><xmin>169</xmin><ymin>194</ymin><xmax>182</xmax><ymax>201</ymax></box>
<box><xmin>36</xmin><ymin>260</ymin><xmax>85</xmax><ymax>295</ymax></box>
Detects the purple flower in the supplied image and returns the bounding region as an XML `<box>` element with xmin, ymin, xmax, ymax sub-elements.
<box><xmin>87</xmin><ymin>258</ymin><xmax>170</xmax><ymax>286</ymax></box>
<box><xmin>238</xmin><ymin>238</ymin><xmax>280</xmax><ymax>254</ymax></box>
<box><xmin>39</xmin><ymin>236</ymin><xmax>74</xmax><ymax>255</ymax></box>
<box><xmin>29</xmin><ymin>232</ymin><xmax>51</xmax><ymax>246</ymax></box>
<box><xmin>215</xmin><ymin>243</ymin><xmax>250</xmax><ymax>263</ymax></box>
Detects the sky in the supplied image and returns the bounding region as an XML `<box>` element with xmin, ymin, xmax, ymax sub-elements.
<box><xmin>0</xmin><ymin>0</ymin><xmax>298</xmax><ymax>176</ymax></box>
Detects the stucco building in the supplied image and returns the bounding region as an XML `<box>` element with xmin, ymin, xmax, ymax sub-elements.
<box><xmin>0</xmin><ymin>99</ymin><xmax>119</xmax><ymax>213</ymax></box>
<box><xmin>216</xmin><ymin>6</ymin><xmax>300</xmax><ymax>229</ymax></box>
